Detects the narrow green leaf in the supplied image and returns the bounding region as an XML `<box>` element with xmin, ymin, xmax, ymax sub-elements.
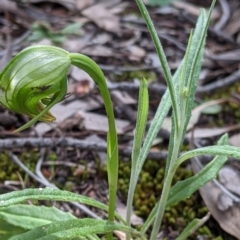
<box><xmin>126</xmin><ymin>78</ymin><xmax>148</xmax><ymax>237</ymax></box>
<box><xmin>132</xmin><ymin>78</ymin><xmax>149</xmax><ymax>167</ymax></box>
<box><xmin>0</xmin><ymin>204</ymin><xmax>76</xmax><ymax>230</ymax></box>
<box><xmin>135</xmin><ymin>61</ymin><xmax>183</xmax><ymax>184</ymax></box>
<box><xmin>86</xmin><ymin>234</ymin><xmax>101</xmax><ymax>240</ymax></box>
<box><xmin>182</xmin><ymin>1</ymin><xmax>216</xmax><ymax>142</ymax></box>
<box><xmin>176</xmin><ymin>213</ymin><xmax>210</xmax><ymax>240</ymax></box>
<box><xmin>177</xmin><ymin>145</ymin><xmax>240</xmax><ymax>167</ymax></box>
<box><xmin>167</xmin><ymin>134</ymin><xmax>229</xmax><ymax>206</ymax></box>
<box><xmin>135</xmin><ymin>0</ymin><xmax>180</xmax><ymax>131</ymax></box>
<box><xmin>0</xmin><ymin>218</ymin><xmax>26</xmax><ymax>239</ymax></box>
<box><xmin>11</xmin><ymin>219</ymin><xmax>146</xmax><ymax>240</ymax></box>
<box><xmin>0</xmin><ymin>188</ymin><xmax>124</xmax><ymax>223</ymax></box>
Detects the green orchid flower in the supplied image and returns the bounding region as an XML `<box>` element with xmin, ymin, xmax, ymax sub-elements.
<box><xmin>0</xmin><ymin>45</ymin><xmax>70</xmax><ymax>130</ymax></box>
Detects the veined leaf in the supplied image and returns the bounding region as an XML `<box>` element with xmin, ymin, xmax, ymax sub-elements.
<box><xmin>0</xmin><ymin>218</ymin><xmax>26</xmax><ymax>240</ymax></box>
<box><xmin>0</xmin><ymin>204</ymin><xmax>76</xmax><ymax>230</ymax></box>
<box><xmin>176</xmin><ymin>213</ymin><xmax>210</xmax><ymax>240</ymax></box>
<box><xmin>167</xmin><ymin>134</ymin><xmax>229</xmax><ymax>206</ymax></box>
<box><xmin>132</xmin><ymin>78</ymin><xmax>149</xmax><ymax>168</ymax></box>
<box><xmin>0</xmin><ymin>188</ymin><xmax>124</xmax><ymax>223</ymax></box>
<box><xmin>11</xmin><ymin>219</ymin><xmax>146</xmax><ymax>240</ymax></box>
<box><xmin>177</xmin><ymin>145</ymin><xmax>240</xmax><ymax>167</ymax></box>
<box><xmin>126</xmin><ymin>78</ymin><xmax>148</xmax><ymax>236</ymax></box>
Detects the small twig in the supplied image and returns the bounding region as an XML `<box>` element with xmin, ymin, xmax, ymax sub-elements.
<box><xmin>8</xmin><ymin>151</ymin><xmax>43</xmax><ymax>183</ymax></box>
<box><xmin>122</xmin><ymin>21</ymin><xmax>186</xmax><ymax>52</ymax></box>
<box><xmin>197</xmin><ymin>70</ymin><xmax>240</xmax><ymax>93</ymax></box>
<box><xmin>214</xmin><ymin>0</ymin><xmax>230</xmax><ymax>31</ymax></box>
<box><xmin>193</xmin><ymin>140</ymin><xmax>240</xmax><ymax>203</ymax></box>
<box><xmin>35</xmin><ymin>148</ymin><xmax>55</xmax><ymax>187</ymax></box>
<box><xmin>8</xmin><ymin>150</ymin><xmax>101</xmax><ymax>219</ymax></box>
<box><xmin>108</xmin><ymin>82</ymin><xmax>166</xmax><ymax>95</ymax></box>
<box><xmin>182</xmin><ymin>11</ymin><xmax>234</xmax><ymax>43</ymax></box>
<box><xmin>0</xmin><ymin>137</ymin><xmax>169</xmax><ymax>160</ymax></box>
<box><xmin>108</xmin><ymin>71</ymin><xmax>240</xmax><ymax>95</ymax></box>
<box><xmin>99</xmin><ymin>64</ymin><xmax>158</xmax><ymax>72</ymax></box>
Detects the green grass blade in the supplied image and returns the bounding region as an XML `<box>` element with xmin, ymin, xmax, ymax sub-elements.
<box><xmin>126</xmin><ymin>78</ymin><xmax>148</xmax><ymax>239</ymax></box>
<box><xmin>87</xmin><ymin>234</ymin><xmax>101</xmax><ymax>240</ymax></box>
<box><xmin>134</xmin><ymin>61</ymin><xmax>183</xmax><ymax>185</ymax></box>
<box><xmin>135</xmin><ymin>0</ymin><xmax>179</xmax><ymax>129</ymax></box>
<box><xmin>131</xmin><ymin>78</ymin><xmax>149</xmax><ymax>168</ymax></box>
<box><xmin>176</xmin><ymin>213</ymin><xmax>210</xmax><ymax>240</ymax></box>
<box><xmin>181</xmin><ymin>1</ymin><xmax>216</xmax><ymax>142</ymax></box>
<box><xmin>177</xmin><ymin>145</ymin><xmax>240</xmax><ymax>167</ymax></box>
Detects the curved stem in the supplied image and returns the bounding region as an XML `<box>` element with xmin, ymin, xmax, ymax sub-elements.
<box><xmin>69</xmin><ymin>53</ymin><xmax>118</xmax><ymax>240</ymax></box>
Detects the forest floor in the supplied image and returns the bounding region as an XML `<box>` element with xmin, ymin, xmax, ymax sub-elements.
<box><xmin>1</xmin><ymin>0</ymin><xmax>240</xmax><ymax>239</ymax></box>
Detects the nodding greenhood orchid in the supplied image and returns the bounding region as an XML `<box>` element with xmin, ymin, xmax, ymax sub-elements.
<box><xmin>0</xmin><ymin>45</ymin><xmax>116</xmax><ymax>136</ymax></box>
<box><xmin>0</xmin><ymin>44</ymin><xmax>119</xmax><ymax>230</ymax></box>
<box><xmin>0</xmin><ymin>45</ymin><xmax>70</xmax><ymax>131</ymax></box>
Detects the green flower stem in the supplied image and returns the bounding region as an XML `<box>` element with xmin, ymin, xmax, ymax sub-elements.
<box><xmin>69</xmin><ymin>53</ymin><xmax>118</xmax><ymax>240</ymax></box>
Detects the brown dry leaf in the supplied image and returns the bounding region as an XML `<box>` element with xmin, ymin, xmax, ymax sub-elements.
<box><xmin>115</xmin><ymin>197</ymin><xmax>143</xmax><ymax>226</ymax></box>
<box><xmin>187</xmin><ymin>98</ymin><xmax>230</xmax><ymax>131</ymax></box>
<box><xmin>172</xmin><ymin>1</ymin><xmax>202</xmax><ymax>16</ymax></box>
<box><xmin>75</xmin><ymin>0</ymin><xmax>95</xmax><ymax>11</ymax></box>
<box><xmin>77</xmin><ymin>111</ymin><xmax>130</xmax><ymax>135</ymax></box>
<box><xmin>81</xmin><ymin>45</ymin><xmax>114</xmax><ymax>57</ymax></box>
<box><xmin>63</xmin><ymin>38</ymin><xmax>90</xmax><ymax>53</ymax></box>
<box><xmin>34</xmin><ymin>99</ymin><xmax>100</xmax><ymax>135</ymax></box>
<box><xmin>218</xmin><ymin>166</ymin><xmax>240</xmax><ymax>196</ymax></box>
<box><xmin>126</xmin><ymin>45</ymin><xmax>146</xmax><ymax>62</ymax></box>
<box><xmin>81</xmin><ymin>3</ymin><xmax>121</xmax><ymax>34</ymax></box>
<box><xmin>0</xmin><ymin>36</ymin><xmax>12</xmax><ymax>71</ymax></box>
<box><xmin>69</xmin><ymin>66</ymin><xmax>95</xmax><ymax>95</ymax></box>
<box><xmin>186</xmin><ymin>124</ymin><xmax>240</xmax><ymax>139</ymax></box>
<box><xmin>92</xmin><ymin>33</ymin><xmax>113</xmax><ymax>45</ymax></box>
<box><xmin>28</xmin><ymin>0</ymin><xmax>94</xmax><ymax>12</ymax></box>
<box><xmin>191</xmin><ymin>160</ymin><xmax>240</xmax><ymax>239</ymax></box>
<box><xmin>229</xmin><ymin>133</ymin><xmax>240</xmax><ymax>147</ymax></box>
<box><xmin>84</xmin><ymin>135</ymin><xmax>107</xmax><ymax>164</ymax></box>
<box><xmin>206</xmin><ymin>49</ymin><xmax>240</xmax><ymax>63</ymax></box>
<box><xmin>113</xmin><ymin>230</ymin><xmax>132</xmax><ymax>240</ymax></box>
<box><xmin>111</xmin><ymin>91</ymin><xmax>136</xmax><ymax>105</ymax></box>
<box><xmin>224</xmin><ymin>9</ymin><xmax>240</xmax><ymax>36</ymax></box>
<box><xmin>172</xmin><ymin>1</ymin><xmax>219</xmax><ymax>19</ymax></box>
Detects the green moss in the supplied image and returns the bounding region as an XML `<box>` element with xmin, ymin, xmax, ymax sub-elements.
<box><xmin>0</xmin><ymin>151</ymin><xmax>39</xmax><ymax>185</ymax></box>
<box><xmin>202</xmin><ymin>81</ymin><xmax>240</xmax><ymax>126</ymax></box>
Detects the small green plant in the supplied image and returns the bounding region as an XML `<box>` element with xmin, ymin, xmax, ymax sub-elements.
<box><xmin>29</xmin><ymin>21</ymin><xmax>82</xmax><ymax>43</ymax></box>
<box><xmin>0</xmin><ymin>0</ymin><xmax>239</xmax><ymax>239</ymax></box>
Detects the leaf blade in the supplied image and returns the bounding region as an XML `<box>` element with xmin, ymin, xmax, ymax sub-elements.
<box><xmin>11</xmin><ymin>219</ymin><xmax>146</xmax><ymax>240</ymax></box>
